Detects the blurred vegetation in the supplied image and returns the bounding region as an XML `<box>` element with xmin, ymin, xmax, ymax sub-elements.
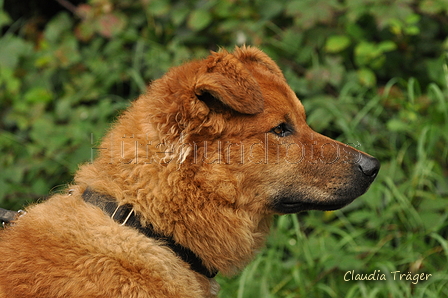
<box><xmin>1</xmin><ymin>0</ymin><xmax>447</xmax><ymax>297</ymax></box>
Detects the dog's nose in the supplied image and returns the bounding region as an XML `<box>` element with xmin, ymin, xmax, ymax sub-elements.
<box><xmin>358</xmin><ymin>155</ymin><xmax>380</xmax><ymax>178</ymax></box>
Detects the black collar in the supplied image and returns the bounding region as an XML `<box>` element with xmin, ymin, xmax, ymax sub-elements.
<box><xmin>0</xmin><ymin>208</ymin><xmax>19</xmax><ymax>225</ymax></box>
<box><xmin>82</xmin><ymin>188</ymin><xmax>218</xmax><ymax>278</ymax></box>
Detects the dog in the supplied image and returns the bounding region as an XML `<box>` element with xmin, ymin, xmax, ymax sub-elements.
<box><xmin>0</xmin><ymin>46</ymin><xmax>379</xmax><ymax>297</ymax></box>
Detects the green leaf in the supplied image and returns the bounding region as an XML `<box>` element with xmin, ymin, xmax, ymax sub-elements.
<box><xmin>357</xmin><ymin>68</ymin><xmax>376</xmax><ymax>87</ymax></box>
<box><xmin>75</xmin><ymin>22</ymin><xmax>95</xmax><ymax>42</ymax></box>
<box><xmin>325</xmin><ymin>35</ymin><xmax>351</xmax><ymax>53</ymax></box>
<box><xmin>187</xmin><ymin>10</ymin><xmax>212</xmax><ymax>31</ymax></box>
<box><xmin>306</xmin><ymin>105</ymin><xmax>336</xmax><ymax>131</ymax></box>
<box><xmin>0</xmin><ymin>35</ymin><xmax>31</xmax><ymax>69</ymax></box>
<box><xmin>406</xmin><ymin>13</ymin><xmax>421</xmax><ymax>25</ymax></box>
<box><xmin>0</xmin><ymin>9</ymin><xmax>12</xmax><ymax>29</ymax></box>
<box><xmin>405</xmin><ymin>26</ymin><xmax>420</xmax><ymax>35</ymax></box>
<box><xmin>354</xmin><ymin>41</ymin><xmax>377</xmax><ymax>66</ymax></box>
<box><xmin>345</xmin><ymin>22</ymin><xmax>365</xmax><ymax>40</ymax></box>
<box><xmin>0</xmin><ymin>67</ymin><xmax>21</xmax><ymax>94</ymax></box>
<box><xmin>24</xmin><ymin>87</ymin><xmax>53</xmax><ymax>104</ymax></box>
<box><xmin>387</xmin><ymin>118</ymin><xmax>410</xmax><ymax>132</ymax></box>
<box><xmin>171</xmin><ymin>6</ymin><xmax>190</xmax><ymax>26</ymax></box>
<box><xmin>44</xmin><ymin>12</ymin><xmax>73</xmax><ymax>43</ymax></box>
<box><xmin>148</xmin><ymin>0</ymin><xmax>170</xmax><ymax>17</ymax></box>
<box><xmin>378</xmin><ymin>41</ymin><xmax>397</xmax><ymax>52</ymax></box>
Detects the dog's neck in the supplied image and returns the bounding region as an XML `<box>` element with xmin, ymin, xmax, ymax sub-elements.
<box><xmin>81</xmin><ymin>187</ymin><xmax>218</xmax><ymax>279</ymax></box>
<box><xmin>75</xmin><ymin>124</ymin><xmax>273</xmax><ymax>275</ymax></box>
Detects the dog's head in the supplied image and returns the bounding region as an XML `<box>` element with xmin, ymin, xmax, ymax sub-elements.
<box><xmin>138</xmin><ymin>46</ymin><xmax>379</xmax><ymax>215</ymax></box>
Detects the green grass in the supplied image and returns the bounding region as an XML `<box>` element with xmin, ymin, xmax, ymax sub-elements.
<box><xmin>217</xmin><ymin>76</ymin><xmax>448</xmax><ymax>297</ymax></box>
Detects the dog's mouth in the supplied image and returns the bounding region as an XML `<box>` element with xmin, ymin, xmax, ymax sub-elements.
<box><xmin>271</xmin><ymin>169</ymin><xmax>378</xmax><ymax>214</ymax></box>
<box><xmin>271</xmin><ymin>191</ymin><xmax>357</xmax><ymax>214</ymax></box>
<box><xmin>275</xmin><ymin>200</ymin><xmax>351</xmax><ymax>214</ymax></box>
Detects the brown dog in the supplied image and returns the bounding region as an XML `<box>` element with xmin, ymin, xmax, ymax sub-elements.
<box><xmin>0</xmin><ymin>46</ymin><xmax>379</xmax><ymax>297</ymax></box>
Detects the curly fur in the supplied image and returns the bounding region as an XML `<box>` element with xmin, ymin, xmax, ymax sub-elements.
<box><xmin>0</xmin><ymin>46</ymin><xmax>378</xmax><ymax>297</ymax></box>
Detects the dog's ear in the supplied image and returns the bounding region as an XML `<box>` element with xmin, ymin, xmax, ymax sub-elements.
<box><xmin>194</xmin><ymin>51</ymin><xmax>264</xmax><ymax>115</ymax></box>
<box><xmin>232</xmin><ymin>45</ymin><xmax>286</xmax><ymax>80</ymax></box>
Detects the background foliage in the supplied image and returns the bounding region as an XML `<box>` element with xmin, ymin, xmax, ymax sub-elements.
<box><xmin>1</xmin><ymin>0</ymin><xmax>447</xmax><ymax>297</ymax></box>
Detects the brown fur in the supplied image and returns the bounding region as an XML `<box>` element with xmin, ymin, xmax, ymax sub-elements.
<box><xmin>0</xmin><ymin>46</ymin><xmax>379</xmax><ymax>297</ymax></box>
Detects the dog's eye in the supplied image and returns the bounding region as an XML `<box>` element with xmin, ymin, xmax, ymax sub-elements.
<box><xmin>270</xmin><ymin>123</ymin><xmax>292</xmax><ymax>137</ymax></box>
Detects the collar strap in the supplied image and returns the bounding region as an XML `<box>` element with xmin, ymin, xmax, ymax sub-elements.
<box><xmin>1</xmin><ymin>208</ymin><xmax>25</xmax><ymax>227</ymax></box>
<box><xmin>0</xmin><ymin>208</ymin><xmax>18</xmax><ymax>223</ymax></box>
<box><xmin>82</xmin><ymin>188</ymin><xmax>218</xmax><ymax>278</ymax></box>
